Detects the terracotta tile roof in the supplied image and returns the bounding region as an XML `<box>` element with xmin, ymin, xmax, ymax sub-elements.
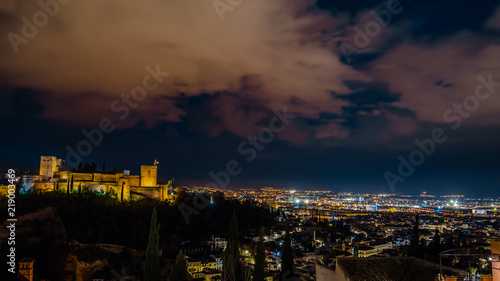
<box><xmin>337</xmin><ymin>257</ymin><xmax>467</xmax><ymax>281</ymax></box>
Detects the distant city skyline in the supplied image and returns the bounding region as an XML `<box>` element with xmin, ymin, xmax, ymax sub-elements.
<box><xmin>5</xmin><ymin>152</ymin><xmax>499</xmax><ymax>197</ymax></box>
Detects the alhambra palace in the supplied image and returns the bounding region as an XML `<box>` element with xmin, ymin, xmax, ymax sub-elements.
<box><xmin>21</xmin><ymin>156</ymin><xmax>176</xmax><ymax>201</ymax></box>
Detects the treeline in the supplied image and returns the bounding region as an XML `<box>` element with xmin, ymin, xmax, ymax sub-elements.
<box><xmin>0</xmin><ymin>192</ymin><xmax>274</xmax><ymax>256</ymax></box>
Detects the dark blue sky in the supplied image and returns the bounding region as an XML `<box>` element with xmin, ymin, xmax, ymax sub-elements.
<box><xmin>1</xmin><ymin>0</ymin><xmax>500</xmax><ymax>196</ymax></box>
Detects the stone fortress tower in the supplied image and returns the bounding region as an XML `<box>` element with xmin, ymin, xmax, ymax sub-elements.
<box><xmin>39</xmin><ymin>156</ymin><xmax>62</xmax><ymax>178</ymax></box>
<box><xmin>140</xmin><ymin>165</ymin><xmax>158</xmax><ymax>187</ymax></box>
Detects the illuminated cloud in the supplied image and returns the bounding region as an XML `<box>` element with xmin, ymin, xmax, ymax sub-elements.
<box><xmin>0</xmin><ymin>0</ymin><xmax>362</xmax><ymax>139</ymax></box>
<box><xmin>1</xmin><ymin>0</ymin><xmax>499</xmax><ymax>145</ymax></box>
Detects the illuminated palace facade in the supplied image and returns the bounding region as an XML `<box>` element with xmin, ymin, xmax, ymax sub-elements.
<box><xmin>21</xmin><ymin>156</ymin><xmax>174</xmax><ymax>201</ymax></box>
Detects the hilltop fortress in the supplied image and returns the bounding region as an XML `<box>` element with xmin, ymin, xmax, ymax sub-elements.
<box><xmin>21</xmin><ymin>156</ymin><xmax>174</xmax><ymax>201</ymax></box>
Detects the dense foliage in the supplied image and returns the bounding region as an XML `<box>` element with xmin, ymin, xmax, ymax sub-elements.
<box><xmin>0</xmin><ymin>192</ymin><xmax>273</xmax><ymax>257</ymax></box>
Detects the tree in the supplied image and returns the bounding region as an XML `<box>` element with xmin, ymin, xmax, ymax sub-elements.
<box><xmin>167</xmin><ymin>179</ymin><xmax>175</xmax><ymax>194</ymax></box>
<box><xmin>410</xmin><ymin>213</ymin><xmax>420</xmax><ymax>257</ymax></box>
<box><xmin>170</xmin><ymin>250</ymin><xmax>188</xmax><ymax>281</ymax></box>
<box><xmin>281</xmin><ymin>229</ymin><xmax>294</xmax><ymax>277</ymax></box>
<box><xmin>78</xmin><ymin>161</ymin><xmax>83</xmax><ymax>171</ymax></box>
<box><xmin>457</xmin><ymin>230</ymin><xmax>466</xmax><ymax>247</ymax></box>
<box><xmin>70</xmin><ymin>175</ymin><xmax>74</xmax><ymax>193</ymax></box>
<box><xmin>445</xmin><ymin>230</ymin><xmax>455</xmax><ymax>250</ymax></box>
<box><xmin>102</xmin><ymin>161</ymin><xmax>106</xmax><ymax>172</ymax></box>
<box><xmin>253</xmin><ymin>226</ymin><xmax>266</xmax><ymax>281</ymax></box>
<box><xmin>214</xmin><ymin>191</ymin><xmax>225</xmax><ymax>203</ymax></box>
<box><xmin>223</xmin><ymin>210</ymin><xmax>243</xmax><ymax>281</ymax></box>
<box><xmin>427</xmin><ymin>228</ymin><xmax>441</xmax><ymax>257</ymax></box>
<box><xmin>66</xmin><ymin>175</ymin><xmax>74</xmax><ymax>195</ymax></box>
<box><xmin>171</xmin><ymin>250</ymin><xmax>188</xmax><ymax>281</ymax></box>
<box><xmin>144</xmin><ymin>207</ymin><xmax>160</xmax><ymax>281</ymax></box>
<box><xmin>175</xmin><ymin>188</ymin><xmax>189</xmax><ymax>205</ymax></box>
<box><xmin>83</xmin><ymin>163</ymin><xmax>92</xmax><ymax>172</ymax></box>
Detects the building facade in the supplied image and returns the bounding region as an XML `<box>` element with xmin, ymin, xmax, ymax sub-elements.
<box><xmin>21</xmin><ymin>156</ymin><xmax>174</xmax><ymax>201</ymax></box>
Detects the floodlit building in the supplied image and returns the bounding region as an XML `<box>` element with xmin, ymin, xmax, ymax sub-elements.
<box><xmin>187</xmin><ymin>256</ymin><xmax>222</xmax><ymax>280</ymax></box>
<box><xmin>20</xmin><ymin>156</ymin><xmax>174</xmax><ymax>201</ymax></box>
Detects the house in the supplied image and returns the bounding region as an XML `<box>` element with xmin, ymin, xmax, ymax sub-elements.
<box><xmin>356</xmin><ymin>242</ymin><xmax>392</xmax><ymax>258</ymax></box>
<box><xmin>18</xmin><ymin>257</ymin><xmax>34</xmax><ymax>281</ymax></box>
<box><xmin>267</xmin><ymin>255</ymin><xmax>282</xmax><ymax>272</ymax></box>
<box><xmin>187</xmin><ymin>256</ymin><xmax>222</xmax><ymax>281</ymax></box>
<box><xmin>207</xmin><ymin>236</ymin><xmax>227</xmax><ymax>251</ymax></box>
<box><xmin>356</xmin><ymin>245</ymin><xmax>378</xmax><ymax>258</ymax></box>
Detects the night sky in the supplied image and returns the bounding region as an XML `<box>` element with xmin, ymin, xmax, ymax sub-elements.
<box><xmin>1</xmin><ymin>0</ymin><xmax>500</xmax><ymax>196</ymax></box>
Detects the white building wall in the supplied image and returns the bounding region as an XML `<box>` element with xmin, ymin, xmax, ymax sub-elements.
<box><xmin>316</xmin><ymin>263</ymin><xmax>349</xmax><ymax>281</ymax></box>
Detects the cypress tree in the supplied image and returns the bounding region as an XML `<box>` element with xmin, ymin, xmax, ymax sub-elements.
<box><xmin>410</xmin><ymin>213</ymin><xmax>420</xmax><ymax>257</ymax></box>
<box><xmin>70</xmin><ymin>175</ymin><xmax>74</xmax><ymax>193</ymax></box>
<box><xmin>172</xmin><ymin>250</ymin><xmax>188</xmax><ymax>281</ymax></box>
<box><xmin>83</xmin><ymin>163</ymin><xmax>91</xmax><ymax>172</ymax></box>
<box><xmin>223</xmin><ymin>210</ymin><xmax>243</xmax><ymax>281</ymax></box>
<box><xmin>427</xmin><ymin>228</ymin><xmax>441</xmax><ymax>257</ymax></box>
<box><xmin>144</xmin><ymin>207</ymin><xmax>160</xmax><ymax>281</ymax></box>
<box><xmin>281</xmin><ymin>229</ymin><xmax>294</xmax><ymax>276</ymax></box>
<box><xmin>102</xmin><ymin>161</ymin><xmax>106</xmax><ymax>172</ymax></box>
<box><xmin>253</xmin><ymin>226</ymin><xmax>266</xmax><ymax>281</ymax></box>
<box><xmin>445</xmin><ymin>230</ymin><xmax>455</xmax><ymax>249</ymax></box>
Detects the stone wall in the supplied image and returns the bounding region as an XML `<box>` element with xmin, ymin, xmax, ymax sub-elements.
<box><xmin>59</xmin><ymin>171</ymin><xmax>70</xmax><ymax>180</ymax></box>
<box><xmin>71</xmin><ymin>173</ymin><xmax>93</xmax><ymax>181</ymax></box>
<box><xmin>101</xmin><ymin>173</ymin><xmax>117</xmax><ymax>182</ymax></box>
<box><xmin>117</xmin><ymin>178</ymin><xmax>130</xmax><ymax>201</ymax></box>
<box><xmin>131</xmin><ymin>187</ymin><xmax>160</xmax><ymax>200</ymax></box>
<box><xmin>126</xmin><ymin>175</ymin><xmax>140</xmax><ymax>186</ymax></box>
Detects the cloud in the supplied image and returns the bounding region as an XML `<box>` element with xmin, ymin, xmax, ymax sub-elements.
<box><xmin>314</xmin><ymin>122</ymin><xmax>349</xmax><ymax>139</ymax></box>
<box><xmin>205</xmin><ymin>93</ymin><xmax>268</xmax><ymax>138</ymax></box>
<box><xmin>366</xmin><ymin>31</ymin><xmax>500</xmax><ymax>127</ymax></box>
<box><xmin>2</xmin><ymin>0</ymin><xmax>500</xmax><ymax>147</ymax></box>
<box><xmin>386</xmin><ymin>112</ymin><xmax>419</xmax><ymax>136</ymax></box>
<box><xmin>486</xmin><ymin>6</ymin><xmax>500</xmax><ymax>29</ymax></box>
<box><xmin>0</xmin><ymin>0</ymin><xmax>364</xmax><ymax>136</ymax></box>
<box><xmin>0</xmin><ymin>0</ymin><xmax>16</xmax><ymax>14</ymax></box>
